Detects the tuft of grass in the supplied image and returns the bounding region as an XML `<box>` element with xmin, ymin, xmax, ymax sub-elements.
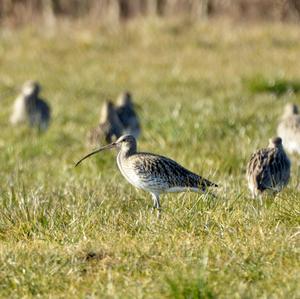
<box><xmin>246</xmin><ymin>75</ymin><xmax>300</xmax><ymax>96</ymax></box>
<box><xmin>165</xmin><ymin>270</ymin><xmax>215</xmax><ymax>299</ymax></box>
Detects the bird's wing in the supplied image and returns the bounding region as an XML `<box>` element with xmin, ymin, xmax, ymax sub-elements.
<box><xmin>247</xmin><ymin>148</ymin><xmax>287</xmax><ymax>191</ymax></box>
<box><xmin>132</xmin><ymin>153</ymin><xmax>217</xmax><ymax>190</ymax></box>
<box><xmin>247</xmin><ymin>149</ymin><xmax>271</xmax><ymax>191</ymax></box>
<box><xmin>266</xmin><ymin>149</ymin><xmax>290</xmax><ymax>187</ymax></box>
<box><xmin>37</xmin><ymin>99</ymin><xmax>51</xmax><ymax>119</ymax></box>
<box><xmin>116</xmin><ymin>107</ymin><xmax>139</xmax><ymax>127</ymax></box>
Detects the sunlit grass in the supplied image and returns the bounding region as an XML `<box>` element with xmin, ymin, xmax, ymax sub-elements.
<box><xmin>0</xmin><ymin>20</ymin><xmax>299</xmax><ymax>298</ymax></box>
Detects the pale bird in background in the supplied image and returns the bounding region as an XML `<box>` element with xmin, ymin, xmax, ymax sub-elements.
<box><xmin>277</xmin><ymin>103</ymin><xmax>300</xmax><ymax>155</ymax></box>
<box><xmin>10</xmin><ymin>80</ymin><xmax>51</xmax><ymax>131</ymax></box>
<box><xmin>246</xmin><ymin>137</ymin><xmax>290</xmax><ymax>198</ymax></box>
<box><xmin>76</xmin><ymin>135</ymin><xmax>218</xmax><ymax>217</ymax></box>
<box><xmin>87</xmin><ymin>100</ymin><xmax>123</xmax><ymax>147</ymax></box>
<box><xmin>115</xmin><ymin>91</ymin><xmax>141</xmax><ymax>139</ymax></box>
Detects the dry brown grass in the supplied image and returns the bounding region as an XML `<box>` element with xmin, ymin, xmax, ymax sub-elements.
<box><xmin>1</xmin><ymin>0</ymin><xmax>300</xmax><ymax>27</ymax></box>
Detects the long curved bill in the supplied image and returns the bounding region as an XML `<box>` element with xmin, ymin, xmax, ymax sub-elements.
<box><xmin>75</xmin><ymin>142</ymin><xmax>116</xmax><ymax>167</ymax></box>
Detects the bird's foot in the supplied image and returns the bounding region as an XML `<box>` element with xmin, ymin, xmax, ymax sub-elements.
<box><xmin>150</xmin><ymin>207</ymin><xmax>162</xmax><ymax>219</ymax></box>
<box><xmin>157</xmin><ymin>208</ymin><xmax>162</xmax><ymax>219</ymax></box>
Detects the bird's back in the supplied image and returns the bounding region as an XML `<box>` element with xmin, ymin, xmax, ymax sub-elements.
<box><xmin>36</xmin><ymin>98</ymin><xmax>50</xmax><ymax>119</ymax></box>
<box><xmin>247</xmin><ymin>147</ymin><xmax>290</xmax><ymax>193</ymax></box>
<box><xmin>31</xmin><ymin>98</ymin><xmax>51</xmax><ymax>130</ymax></box>
<box><xmin>116</xmin><ymin>106</ymin><xmax>134</xmax><ymax>123</ymax></box>
<box><xmin>116</xmin><ymin>106</ymin><xmax>140</xmax><ymax>138</ymax></box>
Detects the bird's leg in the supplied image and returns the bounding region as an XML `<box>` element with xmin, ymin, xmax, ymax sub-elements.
<box><xmin>257</xmin><ymin>193</ymin><xmax>263</xmax><ymax>206</ymax></box>
<box><xmin>156</xmin><ymin>196</ymin><xmax>162</xmax><ymax>219</ymax></box>
<box><xmin>151</xmin><ymin>193</ymin><xmax>156</xmax><ymax>213</ymax></box>
<box><xmin>151</xmin><ymin>193</ymin><xmax>162</xmax><ymax>218</ymax></box>
<box><xmin>251</xmin><ymin>186</ymin><xmax>258</xmax><ymax>200</ymax></box>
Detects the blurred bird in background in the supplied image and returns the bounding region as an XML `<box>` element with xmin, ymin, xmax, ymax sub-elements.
<box><xmin>115</xmin><ymin>91</ymin><xmax>141</xmax><ymax>139</ymax></box>
<box><xmin>10</xmin><ymin>80</ymin><xmax>51</xmax><ymax>132</ymax></box>
<box><xmin>246</xmin><ymin>137</ymin><xmax>290</xmax><ymax>199</ymax></box>
<box><xmin>87</xmin><ymin>100</ymin><xmax>124</xmax><ymax>147</ymax></box>
<box><xmin>277</xmin><ymin>103</ymin><xmax>300</xmax><ymax>155</ymax></box>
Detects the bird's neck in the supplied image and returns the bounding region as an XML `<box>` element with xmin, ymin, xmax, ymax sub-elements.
<box><xmin>118</xmin><ymin>146</ymin><xmax>136</xmax><ymax>160</ymax></box>
<box><xmin>100</xmin><ymin>109</ymin><xmax>119</xmax><ymax>124</ymax></box>
<box><xmin>100</xmin><ymin>109</ymin><xmax>110</xmax><ymax>123</ymax></box>
<box><xmin>25</xmin><ymin>95</ymin><xmax>36</xmax><ymax>107</ymax></box>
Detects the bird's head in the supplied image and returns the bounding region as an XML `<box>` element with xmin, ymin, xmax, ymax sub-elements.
<box><xmin>22</xmin><ymin>80</ymin><xmax>40</xmax><ymax>97</ymax></box>
<box><xmin>269</xmin><ymin>137</ymin><xmax>283</xmax><ymax>149</ymax></box>
<box><xmin>75</xmin><ymin>135</ymin><xmax>137</xmax><ymax>167</ymax></box>
<box><xmin>117</xmin><ymin>91</ymin><xmax>133</xmax><ymax>107</ymax></box>
<box><xmin>283</xmin><ymin>103</ymin><xmax>299</xmax><ymax>117</ymax></box>
<box><xmin>114</xmin><ymin>134</ymin><xmax>137</xmax><ymax>152</ymax></box>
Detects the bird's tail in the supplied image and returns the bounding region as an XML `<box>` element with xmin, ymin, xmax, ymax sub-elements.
<box><xmin>200</xmin><ymin>177</ymin><xmax>218</xmax><ymax>188</ymax></box>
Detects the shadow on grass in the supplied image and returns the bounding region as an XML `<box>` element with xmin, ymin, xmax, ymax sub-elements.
<box><xmin>165</xmin><ymin>273</ymin><xmax>215</xmax><ymax>299</ymax></box>
<box><xmin>246</xmin><ymin>76</ymin><xmax>300</xmax><ymax>96</ymax></box>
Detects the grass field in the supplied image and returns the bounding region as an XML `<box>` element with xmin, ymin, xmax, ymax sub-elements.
<box><xmin>0</xmin><ymin>20</ymin><xmax>299</xmax><ymax>298</ymax></box>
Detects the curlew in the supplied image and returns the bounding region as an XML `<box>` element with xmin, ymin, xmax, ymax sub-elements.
<box><xmin>115</xmin><ymin>92</ymin><xmax>141</xmax><ymax>139</ymax></box>
<box><xmin>246</xmin><ymin>137</ymin><xmax>290</xmax><ymax>198</ymax></box>
<box><xmin>76</xmin><ymin>135</ymin><xmax>217</xmax><ymax>217</ymax></box>
<box><xmin>10</xmin><ymin>80</ymin><xmax>51</xmax><ymax>131</ymax></box>
<box><xmin>277</xmin><ymin>103</ymin><xmax>300</xmax><ymax>155</ymax></box>
<box><xmin>87</xmin><ymin>100</ymin><xmax>124</xmax><ymax>147</ymax></box>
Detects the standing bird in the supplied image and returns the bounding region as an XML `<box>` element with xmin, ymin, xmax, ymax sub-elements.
<box><xmin>115</xmin><ymin>92</ymin><xmax>141</xmax><ymax>139</ymax></box>
<box><xmin>10</xmin><ymin>80</ymin><xmax>51</xmax><ymax>131</ymax></box>
<box><xmin>76</xmin><ymin>135</ymin><xmax>218</xmax><ymax>217</ymax></box>
<box><xmin>246</xmin><ymin>137</ymin><xmax>290</xmax><ymax>198</ymax></box>
<box><xmin>277</xmin><ymin>103</ymin><xmax>300</xmax><ymax>155</ymax></box>
<box><xmin>87</xmin><ymin>100</ymin><xmax>124</xmax><ymax>147</ymax></box>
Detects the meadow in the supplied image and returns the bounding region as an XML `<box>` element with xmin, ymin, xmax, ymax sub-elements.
<box><xmin>0</xmin><ymin>19</ymin><xmax>299</xmax><ymax>298</ymax></box>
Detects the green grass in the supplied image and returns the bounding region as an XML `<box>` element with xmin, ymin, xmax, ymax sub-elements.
<box><xmin>0</xmin><ymin>20</ymin><xmax>299</xmax><ymax>298</ymax></box>
<box><xmin>246</xmin><ymin>76</ymin><xmax>300</xmax><ymax>96</ymax></box>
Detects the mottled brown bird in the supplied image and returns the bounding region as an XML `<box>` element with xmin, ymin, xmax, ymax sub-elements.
<box><xmin>115</xmin><ymin>92</ymin><xmax>141</xmax><ymax>139</ymax></box>
<box><xmin>76</xmin><ymin>135</ymin><xmax>217</xmax><ymax>217</ymax></box>
<box><xmin>10</xmin><ymin>80</ymin><xmax>51</xmax><ymax>131</ymax></box>
<box><xmin>246</xmin><ymin>137</ymin><xmax>290</xmax><ymax>198</ymax></box>
<box><xmin>87</xmin><ymin>100</ymin><xmax>124</xmax><ymax>147</ymax></box>
<box><xmin>277</xmin><ymin>103</ymin><xmax>300</xmax><ymax>155</ymax></box>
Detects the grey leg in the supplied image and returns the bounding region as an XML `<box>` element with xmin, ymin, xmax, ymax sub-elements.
<box><xmin>151</xmin><ymin>193</ymin><xmax>157</xmax><ymax>209</ymax></box>
<box><xmin>258</xmin><ymin>193</ymin><xmax>263</xmax><ymax>206</ymax></box>
<box><xmin>252</xmin><ymin>190</ymin><xmax>263</xmax><ymax>205</ymax></box>
<box><xmin>156</xmin><ymin>196</ymin><xmax>161</xmax><ymax>219</ymax></box>
<box><xmin>151</xmin><ymin>193</ymin><xmax>156</xmax><ymax>213</ymax></box>
<box><xmin>251</xmin><ymin>188</ymin><xmax>258</xmax><ymax>199</ymax></box>
<box><xmin>151</xmin><ymin>193</ymin><xmax>162</xmax><ymax>218</ymax></box>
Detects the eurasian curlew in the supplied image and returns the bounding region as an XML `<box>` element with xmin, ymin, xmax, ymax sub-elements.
<box><xmin>10</xmin><ymin>80</ymin><xmax>51</xmax><ymax>131</ymax></box>
<box><xmin>246</xmin><ymin>137</ymin><xmax>290</xmax><ymax>198</ymax></box>
<box><xmin>277</xmin><ymin>103</ymin><xmax>300</xmax><ymax>155</ymax></box>
<box><xmin>87</xmin><ymin>100</ymin><xmax>124</xmax><ymax>147</ymax></box>
<box><xmin>76</xmin><ymin>135</ymin><xmax>217</xmax><ymax>217</ymax></box>
<box><xmin>115</xmin><ymin>92</ymin><xmax>141</xmax><ymax>139</ymax></box>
